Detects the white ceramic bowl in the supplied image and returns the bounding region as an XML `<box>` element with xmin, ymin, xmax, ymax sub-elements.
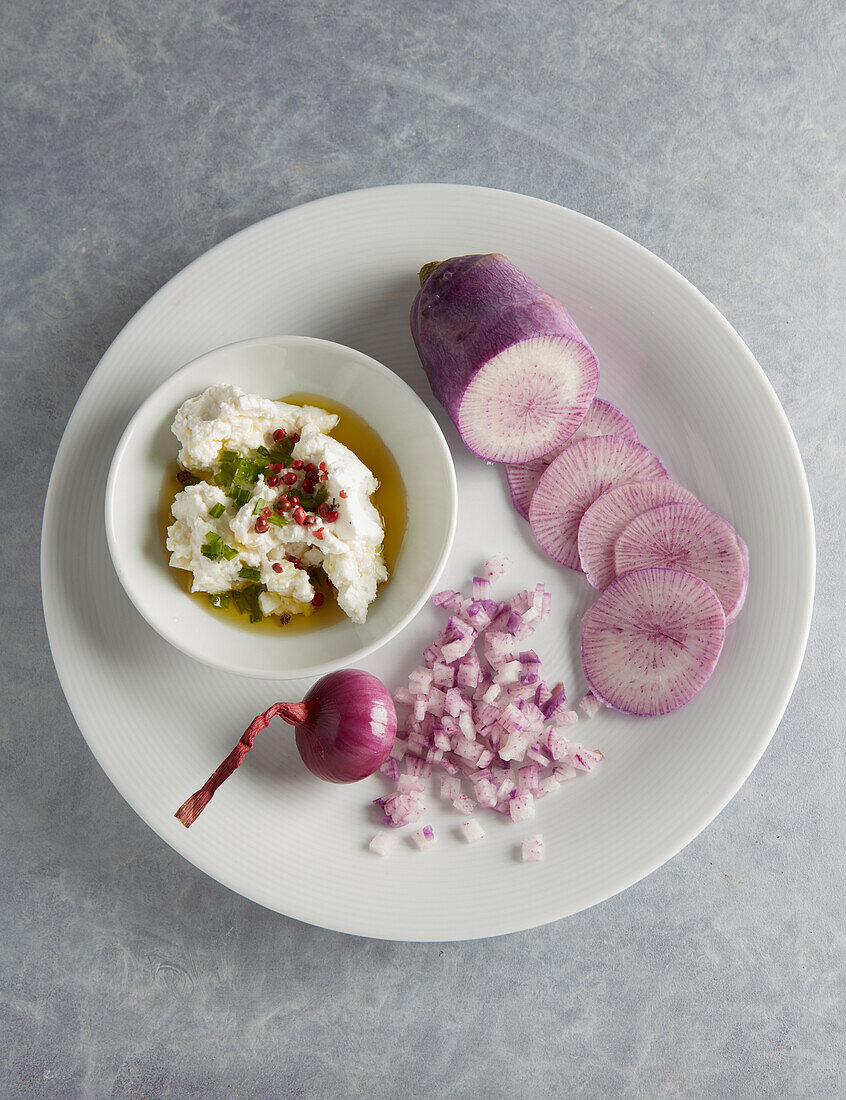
<box><xmin>105</xmin><ymin>335</ymin><xmax>457</xmax><ymax>678</ymax></box>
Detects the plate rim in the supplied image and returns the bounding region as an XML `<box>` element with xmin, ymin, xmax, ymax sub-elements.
<box><xmin>41</xmin><ymin>183</ymin><xmax>816</xmax><ymax>940</ymax></box>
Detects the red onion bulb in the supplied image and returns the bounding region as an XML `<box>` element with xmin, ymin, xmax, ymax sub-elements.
<box><xmin>175</xmin><ymin>669</ymin><xmax>397</xmax><ymax>828</ymax></box>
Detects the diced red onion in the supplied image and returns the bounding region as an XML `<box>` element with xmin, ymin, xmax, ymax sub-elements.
<box><xmin>481</xmin><ymin>554</ymin><xmax>511</xmax><ymax>580</ymax></box>
<box><xmin>431</xmin><ymin>590</ymin><xmax>463</xmax><ymax>612</ymax></box>
<box><xmin>411</xmin><ymin>824</ymin><xmax>437</xmax><ymax>850</ymax></box>
<box><xmin>521</xmin><ymin>835</ymin><xmax>544</xmax><ymax>862</ymax></box>
<box><xmin>472</xmin><ymin>576</ymin><xmax>492</xmax><ymax>600</ymax></box>
<box><xmin>369</xmin><ymin>831</ymin><xmax>398</xmax><ymax>856</ymax></box>
<box><xmin>510</xmin><ymin>790</ymin><xmax>535</xmax><ymax>823</ymax></box>
<box><xmin>540</xmin><ymin>684</ymin><xmax>566</xmax><ymax>720</ymax></box>
<box><xmin>432</xmin><ymin>661</ymin><xmax>455</xmax><ymax>688</ymax></box>
<box><xmin>579</xmin><ymin>692</ymin><xmax>603</xmax><ymax>719</ymax></box>
<box><xmin>460</xmin><ymin>819</ymin><xmax>486</xmax><ymax>843</ymax></box>
<box><xmin>452</xmin><ymin>793</ymin><xmax>476</xmax><ymax>815</ymax></box>
<box><xmin>380</xmin><ymin>757</ymin><xmax>400</xmax><ymax>781</ymax></box>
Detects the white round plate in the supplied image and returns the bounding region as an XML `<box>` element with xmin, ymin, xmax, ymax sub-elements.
<box><xmin>42</xmin><ymin>185</ymin><xmax>814</xmax><ymax>941</ymax></box>
<box><xmin>104</xmin><ymin>335</ymin><xmax>457</xmax><ymax>679</ymax></box>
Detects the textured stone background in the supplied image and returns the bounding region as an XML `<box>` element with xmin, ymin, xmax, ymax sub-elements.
<box><xmin>3</xmin><ymin>1</ymin><xmax>844</xmax><ymax>1097</ymax></box>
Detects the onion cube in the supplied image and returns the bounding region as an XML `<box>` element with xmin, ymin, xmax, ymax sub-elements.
<box><xmin>411</xmin><ymin>825</ymin><xmax>437</xmax><ymax>851</ymax></box>
<box><xmin>369</xmin><ymin>831</ymin><xmax>399</xmax><ymax>856</ymax></box>
<box><xmin>472</xmin><ymin>576</ymin><xmax>492</xmax><ymax>600</ymax></box>
<box><xmin>432</xmin><ymin>661</ymin><xmax>455</xmax><ymax>688</ymax></box>
<box><xmin>482</xmin><ymin>554</ymin><xmax>511</xmax><ymax>580</ymax></box>
<box><xmin>521</xmin><ymin>835</ymin><xmax>545</xmax><ymax>862</ymax></box>
<box><xmin>460</xmin><ymin>819</ymin><xmax>486</xmax><ymax>843</ymax></box>
<box><xmin>452</xmin><ymin>793</ymin><xmax>476</xmax><ymax>815</ymax></box>
<box><xmin>408</xmin><ymin>666</ymin><xmax>434</xmax><ymax>694</ymax></box>
<box><xmin>439</xmin><ymin>775</ymin><xmax>462</xmax><ymax>802</ymax></box>
<box><xmin>579</xmin><ymin>692</ymin><xmax>603</xmax><ymax>719</ymax></box>
<box><xmin>509</xmin><ymin>790</ymin><xmax>535</xmax><ymax>823</ymax></box>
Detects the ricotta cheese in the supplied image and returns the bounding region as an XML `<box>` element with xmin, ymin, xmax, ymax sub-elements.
<box><xmin>166</xmin><ymin>385</ymin><xmax>388</xmax><ymax>625</ymax></box>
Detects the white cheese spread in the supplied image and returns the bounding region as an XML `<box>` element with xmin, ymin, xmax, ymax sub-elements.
<box><xmin>166</xmin><ymin>384</ymin><xmax>388</xmax><ymax>625</ymax></box>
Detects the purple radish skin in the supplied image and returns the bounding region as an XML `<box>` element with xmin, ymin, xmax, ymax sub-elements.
<box><xmin>578</xmin><ymin>480</ymin><xmax>701</xmax><ymax>589</ymax></box>
<box><xmin>506</xmin><ymin>398</ymin><xmax>638</xmax><ymax>519</ymax></box>
<box><xmin>528</xmin><ymin>435</ymin><xmax>668</xmax><ymax>570</ymax></box>
<box><xmin>614</xmin><ymin>501</ymin><xmax>748</xmax><ymax>623</ymax></box>
<box><xmin>581</xmin><ymin>568</ymin><xmax>726</xmax><ymax>716</ymax></box>
<box><xmin>410</xmin><ymin>254</ymin><xmax>599</xmax><ymax>464</ymax></box>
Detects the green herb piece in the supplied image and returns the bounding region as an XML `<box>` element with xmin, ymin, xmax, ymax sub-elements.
<box><xmin>216</xmin><ymin>449</ymin><xmax>240</xmax><ymax>487</ymax></box>
<box><xmin>207</xmin><ymin>592</ymin><xmax>230</xmax><ymax>609</ymax></box>
<box><xmin>241</xmin><ymin>584</ymin><xmax>264</xmax><ymax>622</ymax></box>
<box><xmin>238</xmin><ymin>565</ymin><xmax>262</xmax><ymax>582</ymax></box>
<box><xmin>209</xmin><ymin>502</ymin><xmax>226</xmax><ymax>519</ymax></box>
<box><xmin>267</xmin><ymin>513</ymin><xmax>288</xmax><ymax>528</ymax></box>
<box><xmin>256</xmin><ymin>445</ymin><xmax>270</xmax><ymax>457</ymax></box>
<box><xmin>201</xmin><ymin>531</ymin><xmax>239</xmax><ymax>562</ymax></box>
<box><xmin>252</xmin><ymin>498</ymin><xmax>268</xmax><ymax>515</ymax></box>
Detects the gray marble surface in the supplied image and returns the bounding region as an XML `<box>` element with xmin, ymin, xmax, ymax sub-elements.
<box><xmin>3</xmin><ymin>1</ymin><xmax>844</xmax><ymax>1096</ymax></box>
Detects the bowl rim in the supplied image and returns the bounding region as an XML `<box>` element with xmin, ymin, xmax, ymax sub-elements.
<box><xmin>103</xmin><ymin>333</ymin><xmax>458</xmax><ymax>679</ymax></box>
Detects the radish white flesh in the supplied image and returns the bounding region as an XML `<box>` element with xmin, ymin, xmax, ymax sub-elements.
<box><xmin>410</xmin><ymin>254</ymin><xmax>599</xmax><ymax>464</ymax></box>
<box><xmin>581</xmin><ymin>568</ymin><xmax>726</xmax><ymax>716</ymax></box>
<box><xmin>506</xmin><ymin>398</ymin><xmax>638</xmax><ymax>519</ymax></box>
<box><xmin>528</xmin><ymin>436</ymin><xmax>668</xmax><ymax>570</ymax></box>
<box><xmin>614</xmin><ymin>502</ymin><xmax>748</xmax><ymax>623</ymax></box>
<box><xmin>578</xmin><ymin>480</ymin><xmax>700</xmax><ymax>590</ymax></box>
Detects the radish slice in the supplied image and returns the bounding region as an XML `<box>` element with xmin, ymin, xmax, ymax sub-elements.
<box><xmin>505</xmin><ymin>398</ymin><xmax>638</xmax><ymax>519</ymax></box>
<box><xmin>614</xmin><ymin>502</ymin><xmax>748</xmax><ymax>623</ymax></box>
<box><xmin>529</xmin><ymin>436</ymin><xmax>668</xmax><ymax>570</ymax></box>
<box><xmin>581</xmin><ymin>568</ymin><xmax>726</xmax><ymax>716</ymax></box>
<box><xmin>578</xmin><ymin>480</ymin><xmax>700</xmax><ymax>589</ymax></box>
<box><xmin>410</xmin><ymin>254</ymin><xmax>599</xmax><ymax>464</ymax></box>
<box><xmin>505</xmin><ymin>459</ymin><xmax>548</xmax><ymax>521</ymax></box>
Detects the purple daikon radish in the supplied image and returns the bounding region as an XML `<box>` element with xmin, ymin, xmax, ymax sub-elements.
<box><xmin>581</xmin><ymin>568</ymin><xmax>726</xmax><ymax>716</ymax></box>
<box><xmin>506</xmin><ymin>398</ymin><xmax>638</xmax><ymax>519</ymax></box>
<box><xmin>529</xmin><ymin>436</ymin><xmax>667</xmax><ymax>570</ymax></box>
<box><xmin>578</xmin><ymin>480</ymin><xmax>700</xmax><ymax>589</ymax></box>
<box><xmin>410</xmin><ymin>254</ymin><xmax>599</xmax><ymax>464</ymax></box>
<box><xmin>614</xmin><ymin>502</ymin><xmax>748</xmax><ymax>623</ymax></box>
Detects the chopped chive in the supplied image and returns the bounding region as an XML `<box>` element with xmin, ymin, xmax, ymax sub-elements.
<box><xmin>252</xmin><ymin>498</ymin><xmax>267</xmax><ymax>515</ymax></box>
<box><xmin>207</xmin><ymin>592</ymin><xmax>230</xmax><ymax>609</ymax></box>
<box><xmin>256</xmin><ymin>445</ymin><xmax>270</xmax><ymax>457</ymax></box>
<box><xmin>209</xmin><ymin>502</ymin><xmax>225</xmax><ymax>519</ymax></box>
<box><xmin>267</xmin><ymin>513</ymin><xmax>288</xmax><ymax>528</ymax></box>
<box><xmin>238</xmin><ymin>565</ymin><xmax>262</xmax><ymax>582</ymax></box>
<box><xmin>221</xmin><ymin>544</ymin><xmax>238</xmax><ymax>561</ymax></box>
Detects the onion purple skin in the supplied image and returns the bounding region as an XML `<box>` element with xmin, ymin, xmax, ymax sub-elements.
<box><xmin>410</xmin><ymin>254</ymin><xmax>599</xmax><ymax>463</ymax></box>
<box><xmin>294</xmin><ymin>669</ymin><xmax>397</xmax><ymax>783</ymax></box>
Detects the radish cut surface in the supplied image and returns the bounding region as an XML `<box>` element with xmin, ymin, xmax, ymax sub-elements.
<box><xmin>582</xmin><ymin>568</ymin><xmax>726</xmax><ymax>716</ymax></box>
<box><xmin>411</xmin><ymin>254</ymin><xmax>599</xmax><ymax>464</ymax></box>
<box><xmin>458</xmin><ymin>335</ymin><xmax>598</xmax><ymax>464</ymax></box>
<box><xmin>614</xmin><ymin>502</ymin><xmax>748</xmax><ymax>622</ymax></box>
<box><xmin>563</xmin><ymin>397</ymin><xmax>638</xmax><ymax>450</ymax></box>
<box><xmin>578</xmin><ymin>480</ymin><xmax>700</xmax><ymax>590</ymax></box>
<box><xmin>506</xmin><ymin>398</ymin><xmax>638</xmax><ymax>519</ymax></box>
<box><xmin>528</xmin><ymin>436</ymin><xmax>668</xmax><ymax>570</ymax></box>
